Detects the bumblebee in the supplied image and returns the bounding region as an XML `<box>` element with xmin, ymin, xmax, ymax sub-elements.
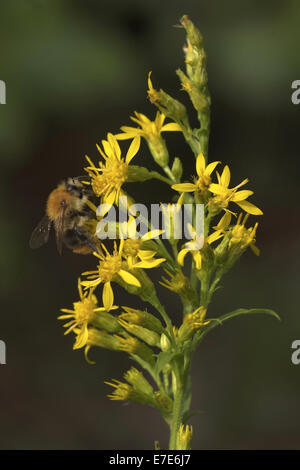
<box><xmin>30</xmin><ymin>177</ymin><xmax>98</xmax><ymax>255</ymax></box>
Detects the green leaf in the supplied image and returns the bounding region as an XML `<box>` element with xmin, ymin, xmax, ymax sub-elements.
<box><xmin>155</xmin><ymin>350</ymin><xmax>180</xmax><ymax>375</ymax></box>
<box><xmin>196</xmin><ymin>308</ymin><xmax>280</xmax><ymax>346</ymax></box>
<box><xmin>217</xmin><ymin>308</ymin><xmax>280</xmax><ymax>323</ymax></box>
<box><xmin>183</xmin><ymin>409</ymin><xmax>205</xmax><ymax>424</ymax></box>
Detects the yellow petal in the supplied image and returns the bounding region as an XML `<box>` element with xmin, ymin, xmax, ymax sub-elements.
<box><xmin>133</xmin><ymin>258</ymin><xmax>165</xmax><ymax>269</ymax></box>
<box><xmin>115</xmin><ymin>130</ymin><xmax>138</xmax><ymax>140</ymax></box>
<box><xmin>73</xmin><ymin>325</ymin><xmax>89</xmax><ymax>350</ymax></box>
<box><xmin>81</xmin><ymin>279</ymin><xmax>101</xmax><ymax>288</ymax></box>
<box><xmin>84</xmin><ymin>345</ymin><xmax>96</xmax><ymax>365</ymax></box>
<box><xmin>148</xmin><ymin>71</ymin><xmax>154</xmax><ymax>90</ymax></box>
<box><xmin>118</xmin><ymin>269</ymin><xmax>141</xmax><ymax>287</ymax></box>
<box><xmin>208</xmin><ymin>183</ymin><xmax>225</xmax><ymax>195</ymax></box>
<box><xmin>58</xmin><ymin>314</ymin><xmax>74</xmax><ymax>319</ymax></box>
<box><xmin>177</xmin><ymin>248</ymin><xmax>189</xmax><ymax>266</ymax></box>
<box><xmin>101</xmin><ymin>138</ymin><xmax>114</xmax><ymax>159</ymax></box>
<box><xmin>127</xmin><ymin>217</ymin><xmax>137</xmax><ymax>239</ymax></box>
<box><xmin>204</xmin><ymin>160</ymin><xmax>220</xmax><ymax>176</ymax></box>
<box><xmin>220</xmin><ymin>165</ymin><xmax>231</xmax><ymax>188</ymax></box>
<box><xmin>103</xmin><ymin>282</ymin><xmax>114</xmax><ymax>311</ymax></box>
<box><xmin>161</xmin><ymin>122</ymin><xmax>181</xmax><ymax>132</ymax></box>
<box><xmin>141</xmin><ymin>229</ymin><xmax>163</xmax><ymax>240</ymax></box>
<box><xmin>172</xmin><ymin>183</ymin><xmax>197</xmax><ymax>192</ymax></box>
<box><xmin>104</xmin><ymin>190</ymin><xmax>117</xmax><ymax>206</ymax></box>
<box><xmin>250</xmin><ymin>243</ymin><xmax>260</xmax><ymax>256</ymax></box>
<box><xmin>193</xmin><ymin>251</ymin><xmax>202</xmax><ymax>270</ymax></box>
<box><xmin>157</xmin><ymin>111</ymin><xmax>165</xmax><ymax>128</ymax></box>
<box><xmin>138</xmin><ymin>250</ymin><xmax>156</xmax><ymax>259</ymax></box>
<box><xmin>215</xmin><ymin>212</ymin><xmax>232</xmax><ymax>230</ymax></box>
<box><xmin>232</xmin><ymin>190</ymin><xmax>254</xmax><ymax>202</ymax></box>
<box><xmin>107</xmin><ymin>133</ymin><xmax>121</xmax><ymax>160</ymax></box>
<box><xmin>196</xmin><ymin>153</ymin><xmax>205</xmax><ymax>176</ymax></box>
<box><xmin>206</xmin><ymin>230</ymin><xmax>223</xmax><ymax>244</ymax></box>
<box><xmin>125</xmin><ymin>136</ymin><xmax>141</xmax><ymax>163</ymax></box>
<box><xmin>235</xmin><ymin>200</ymin><xmax>263</xmax><ymax>215</ymax></box>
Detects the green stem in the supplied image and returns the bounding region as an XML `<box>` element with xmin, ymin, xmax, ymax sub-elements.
<box><xmin>180</xmin><ymin>125</ymin><xmax>202</xmax><ymax>157</ymax></box>
<box><xmin>163</xmin><ymin>165</ymin><xmax>177</xmax><ymax>183</ymax></box>
<box><xmin>149</xmin><ymin>170</ymin><xmax>173</xmax><ymax>186</ymax></box>
<box><xmin>197</xmin><ymin>107</ymin><xmax>210</xmax><ymax>161</ymax></box>
<box><xmin>168</xmin><ymin>365</ymin><xmax>184</xmax><ymax>450</ymax></box>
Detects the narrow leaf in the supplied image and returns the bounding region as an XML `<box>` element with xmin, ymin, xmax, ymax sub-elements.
<box><xmin>196</xmin><ymin>308</ymin><xmax>280</xmax><ymax>346</ymax></box>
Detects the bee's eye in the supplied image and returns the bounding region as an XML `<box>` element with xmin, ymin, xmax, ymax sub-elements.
<box><xmin>66</xmin><ymin>183</ymin><xmax>74</xmax><ymax>192</ymax></box>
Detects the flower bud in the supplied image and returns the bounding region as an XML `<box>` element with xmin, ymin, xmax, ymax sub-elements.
<box><xmin>171</xmin><ymin>157</ymin><xmax>183</xmax><ymax>181</ymax></box>
<box><xmin>87</xmin><ymin>328</ymin><xmax>121</xmax><ymax>351</ymax></box>
<box><xmin>124</xmin><ymin>367</ymin><xmax>154</xmax><ymax>397</ymax></box>
<box><xmin>160</xmin><ymin>333</ymin><xmax>171</xmax><ymax>352</ymax></box>
<box><xmin>91</xmin><ymin>311</ymin><xmax>122</xmax><ymax>333</ymax></box>
<box><xmin>127</xmin><ymin>165</ymin><xmax>156</xmax><ymax>182</ymax></box>
<box><xmin>118</xmin><ymin>319</ymin><xmax>161</xmax><ymax>347</ymax></box>
<box><xmin>176</xmin><ymin>424</ymin><xmax>193</xmax><ymax>450</ymax></box>
<box><xmin>115</xmin><ymin>334</ymin><xmax>155</xmax><ymax>366</ymax></box>
<box><xmin>148</xmin><ymin>136</ymin><xmax>169</xmax><ymax>168</ymax></box>
<box><xmin>120</xmin><ymin>307</ymin><xmax>164</xmax><ymax>334</ymax></box>
<box><xmin>180</xmin><ymin>15</ymin><xmax>203</xmax><ymax>50</ymax></box>
<box><xmin>106</xmin><ymin>379</ymin><xmax>154</xmax><ymax>406</ymax></box>
<box><xmin>178</xmin><ymin>306</ymin><xmax>209</xmax><ymax>342</ymax></box>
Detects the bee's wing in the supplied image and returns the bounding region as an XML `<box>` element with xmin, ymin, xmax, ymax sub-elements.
<box><xmin>29</xmin><ymin>215</ymin><xmax>52</xmax><ymax>249</ymax></box>
<box><xmin>54</xmin><ymin>202</ymin><xmax>67</xmax><ymax>256</ymax></box>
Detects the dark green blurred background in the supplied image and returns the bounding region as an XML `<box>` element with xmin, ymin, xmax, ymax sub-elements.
<box><xmin>0</xmin><ymin>0</ymin><xmax>299</xmax><ymax>450</ymax></box>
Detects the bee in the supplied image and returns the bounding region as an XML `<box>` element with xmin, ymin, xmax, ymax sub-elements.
<box><xmin>29</xmin><ymin>177</ymin><xmax>99</xmax><ymax>255</ymax></box>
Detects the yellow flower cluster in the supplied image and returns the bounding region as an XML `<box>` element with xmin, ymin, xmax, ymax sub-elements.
<box><xmin>56</xmin><ymin>15</ymin><xmax>275</xmax><ymax>451</ymax></box>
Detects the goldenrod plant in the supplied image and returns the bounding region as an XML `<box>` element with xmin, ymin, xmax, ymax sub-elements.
<box><xmin>58</xmin><ymin>15</ymin><xmax>279</xmax><ymax>450</ymax></box>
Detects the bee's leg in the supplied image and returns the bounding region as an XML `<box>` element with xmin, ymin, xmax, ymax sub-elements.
<box><xmin>73</xmin><ymin>225</ymin><xmax>99</xmax><ymax>253</ymax></box>
<box><xmin>72</xmin><ymin>176</ymin><xmax>92</xmax><ymax>184</ymax></box>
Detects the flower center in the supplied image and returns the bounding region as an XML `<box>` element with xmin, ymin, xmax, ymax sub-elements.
<box><xmin>73</xmin><ymin>296</ymin><xmax>96</xmax><ymax>324</ymax></box>
<box><xmin>105</xmin><ymin>160</ymin><xmax>128</xmax><ymax>188</ymax></box>
<box><xmin>196</xmin><ymin>174</ymin><xmax>211</xmax><ymax>192</ymax></box>
<box><xmin>231</xmin><ymin>225</ymin><xmax>245</xmax><ymax>242</ymax></box>
<box><xmin>123</xmin><ymin>239</ymin><xmax>141</xmax><ymax>257</ymax></box>
<box><xmin>98</xmin><ymin>253</ymin><xmax>122</xmax><ymax>282</ymax></box>
<box><xmin>92</xmin><ymin>174</ymin><xmax>110</xmax><ymax>196</ymax></box>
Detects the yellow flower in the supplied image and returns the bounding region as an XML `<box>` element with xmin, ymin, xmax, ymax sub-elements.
<box><xmin>81</xmin><ymin>240</ymin><xmax>141</xmax><ymax>311</ymax></box>
<box><xmin>116</xmin><ymin>111</ymin><xmax>181</xmax><ymax>142</ymax></box>
<box><xmin>177</xmin><ymin>223</ymin><xmax>220</xmax><ymax>270</ymax></box>
<box><xmin>230</xmin><ymin>213</ymin><xmax>260</xmax><ymax>255</ymax></box>
<box><xmin>172</xmin><ymin>152</ymin><xmax>220</xmax><ymax>195</ymax></box>
<box><xmin>120</xmin><ymin>216</ymin><xmax>165</xmax><ymax>268</ymax></box>
<box><xmin>176</xmin><ymin>424</ymin><xmax>193</xmax><ymax>450</ymax></box>
<box><xmin>178</xmin><ymin>306</ymin><xmax>210</xmax><ymax>341</ymax></box>
<box><xmin>208</xmin><ymin>165</ymin><xmax>263</xmax><ymax>216</ymax></box>
<box><xmin>58</xmin><ymin>279</ymin><xmax>116</xmax><ymax>350</ymax></box>
<box><xmin>84</xmin><ymin>133</ymin><xmax>140</xmax><ymax>205</ymax></box>
<box><xmin>105</xmin><ymin>379</ymin><xmax>132</xmax><ymax>401</ymax></box>
<box><xmin>212</xmin><ymin>212</ymin><xmax>260</xmax><ymax>256</ymax></box>
<box><xmin>160</xmin><ymin>269</ymin><xmax>189</xmax><ymax>294</ymax></box>
<box><xmin>147</xmin><ymin>71</ymin><xmax>160</xmax><ymax>104</ymax></box>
